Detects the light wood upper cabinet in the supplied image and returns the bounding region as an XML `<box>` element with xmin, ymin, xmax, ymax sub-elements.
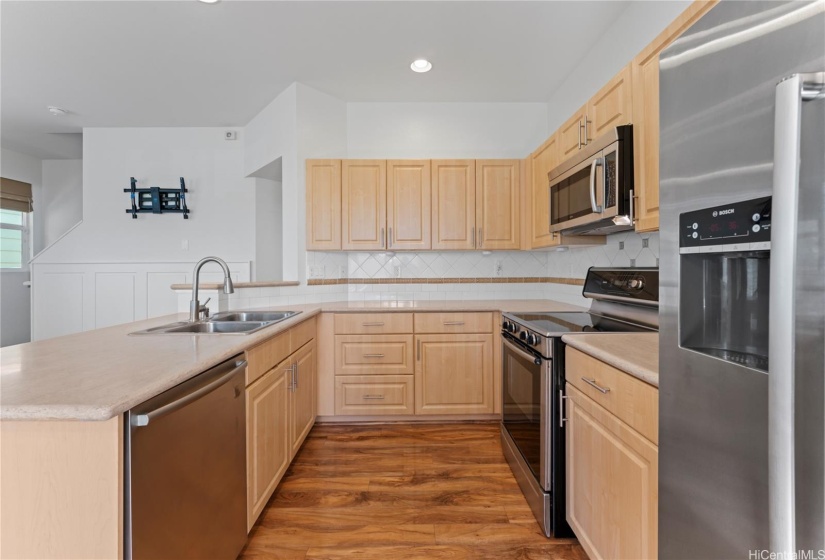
<box><xmin>414</xmin><ymin>333</ymin><xmax>494</xmax><ymax>415</ymax></box>
<box><xmin>587</xmin><ymin>64</ymin><xmax>633</xmax><ymax>140</ymax></box>
<box><xmin>246</xmin><ymin>360</ymin><xmax>290</xmax><ymax>531</ymax></box>
<box><xmin>289</xmin><ymin>340</ymin><xmax>316</xmax><ymax>459</ymax></box>
<box><xmin>530</xmin><ymin>134</ymin><xmax>561</xmax><ymax>249</ymax></box>
<box><xmin>566</xmin><ymin>383</ymin><xmax>658</xmax><ymax>560</ymax></box>
<box><xmin>306</xmin><ymin>160</ymin><xmax>342</xmax><ymax>250</ymax></box>
<box><xmin>559</xmin><ymin>105</ymin><xmax>589</xmax><ymax>161</ymax></box>
<box><xmin>387</xmin><ymin>160</ymin><xmax>431</xmax><ymax>250</ymax></box>
<box><xmin>632</xmin><ymin>1</ymin><xmax>717</xmax><ymax>232</ymax></box>
<box><xmin>475</xmin><ymin>160</ymin><xmax>520</xmax><ymax>250</ymax></box>
<box><xmin>431</xmin><ymin>160</ymin><xmax>476</xmax><ymax>250</ymax></box>
<box><xmin>342</xmin><ymin>160</ymin><xmax>387</xmax><ymax>250</ymax></box>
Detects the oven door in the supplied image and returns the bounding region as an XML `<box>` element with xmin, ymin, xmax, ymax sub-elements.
<box><xmin>501</xmin><ymin>335</ymin><xmax>552</xmax><ymax>491</ymax></box>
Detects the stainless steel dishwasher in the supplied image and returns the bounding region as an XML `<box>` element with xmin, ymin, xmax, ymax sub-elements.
<box><xmin>125</xmin><ymin>355</ymin><xmax>247</xmax><ymax>560</ymax></box>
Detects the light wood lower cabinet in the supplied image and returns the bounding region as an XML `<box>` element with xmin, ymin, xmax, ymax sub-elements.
<box><xmin>414</xmin><ymin>333</ymin><xmax>494</xmax><ymax>415</ymax></box>
<box><xmin>334</xmin><ymin>334</ymin><xmax>414</xmax><ymax>375</ymax></box>
<box><xmin>245</xmin><ymin>322</ymin><xmax>317</xmax><ymax>531</ymax></box>
<box><xmin>335</xmin><ymin>375</ymin><xmax>415</xmax><ymax>415</ymax></box>
<box><xmin>565</xmin><ymin>348</ymin><xmax>659</xmax><ymax>560</ymax></box>
<box><xmin>289</xmin><ymin>340</ymin><xmax>317</xmax><ymax>458</ymax></box>
<box><xmin>246</xmin><ymin>360</ymin><xmax>290</xmax><ymax>531</ymax></box>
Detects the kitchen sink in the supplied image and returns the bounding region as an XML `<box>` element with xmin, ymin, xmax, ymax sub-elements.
<box><xmin>130</xmin><ymin>310</ymin><xmax>300</xmax><ymax>336</ymax></box>
<box><xmin>210</xmin><ymin>310</ymin><xmax>300</xmax><ymax>323</ymax></box>
<box><xmin>162</xmin><ymin>321</ymin><xmax>272</xmax><ymax>334</ymax></box>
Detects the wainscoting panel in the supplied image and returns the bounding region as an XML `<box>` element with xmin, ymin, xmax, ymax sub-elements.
<box><xmin>35</xmin><ymin>272</ymin><xmax>85</xmax><ymax>340</ymax></box>
<box><xmin>31</xmin><ymin>262</ymin><xmax>250</xmax><ymax>341</ymax></box>
<box><xmin>95</xmin><ymin>273</ymin><xmax>137</xmax><ymax>329</ymax></box>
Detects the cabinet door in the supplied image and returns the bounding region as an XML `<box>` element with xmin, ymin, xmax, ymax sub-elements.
<box><xmin>587</xmin><ymin>64</ymin><xmax>633</xmax><ymax>140</ymax></box>
<box><xmin>342</xmin><ymin>160</ymin><xmax>387</xmax><ymax>250</ymax></box>
<box><xmin>246</xmin><ymin>361</ymin><xmax>290</xmax><ymax>531</ymax></box>
<box><xmin>632</xmin><ymin>1</ymin><xmax>717</xmax><ymax>232</ymax></box>
<box><xmin>530</xmin><ymin>134</ymin><xmax>562</xmax><ymax>249</ymax></box>
<box><xmin>431</xmin><ymin>160</ymin><xmax>476</xmax><ymax>250</ymax></box>
<box><xmin>414</xmin><ymin>334</ymin><xmax>493</xmax><ymax>414</ymax></box>
<box><xmin>558</xmin><ymin>105</ymin><xmax>588</xmax><ymax>161</ymax></box>
<box><xmin>387</xmin><ymin>160</ymin><xmax>431</xmax><ymax>250</ymax></box>
<box><xmin>566</xmin><ymin>383</ymin><xmax>658</xmax><ymax>560</ymax></box>
<box><xmin>289</xmin><ymin>340</ymin><xmax>316</xmax><ymax>459</ymax></box>
<box><xmin>475</xmin><ymin>160</ymin><xmax>520</xmax><ymax>250</ymax></box>
<box><xmin>306</xmin><ymin>160</ymin><xmax>342</xmax><ymax>250</ymax></box>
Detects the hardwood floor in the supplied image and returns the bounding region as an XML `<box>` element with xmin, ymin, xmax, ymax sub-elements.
<box><xmin>240</xmin><ymin>423</ymin><xmax>587</xmax><ymax>560</ymax></box>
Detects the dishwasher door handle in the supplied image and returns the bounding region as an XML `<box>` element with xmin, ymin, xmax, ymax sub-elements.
<box><xmin>133</xmin><ymin>360</ymin><xmax>247</xmax><ymax>427</ymax></box>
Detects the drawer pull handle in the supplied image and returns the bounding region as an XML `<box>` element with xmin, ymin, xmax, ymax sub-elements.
<box><xmin>442</xmin><ymin>321</ymin><xmax>465</xmax><ymax>326</ymax></box>
<box><xmin>361</xmin><ymin>322</ymin><xmax>385</xmax><ymax>326</ymax></box>
<box><xmin>581</xmin><ymin>377</ymin><xmax>610</xmax><ymax>394</ymax></box>
<box><xmin>362</xmin><ymin>353</ymin><xmax>385</xmax><ymax>358</ymax></box>
<box><xmin>362</xmin><ymin>394</ymin><xmax>385</xmax><ymax>400</ymax></box>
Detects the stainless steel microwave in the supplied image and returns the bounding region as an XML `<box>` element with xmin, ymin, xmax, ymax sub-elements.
<box><xmin>548</xmin><ymin>125</ymin><xmax>635</xmax><ymax>235</ymax></box>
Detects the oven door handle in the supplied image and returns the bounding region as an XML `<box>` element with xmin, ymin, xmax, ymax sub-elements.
<box><xmin>502</xmin><ymin>336</ymin><xmax>542</xmax><ymax>366</ymax></box>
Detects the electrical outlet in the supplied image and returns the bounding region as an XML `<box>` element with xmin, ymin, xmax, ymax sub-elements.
<box><xmin>308</xmin><ymin>265</ymin><xmax>324</xmax><ymax>279</ymax></box>
<box><xmin>494</xmin><ymin>260</ymin><xmax>503</xmax><ymax>276</ymax></box>
<box><xmin>337</xmin><ymin>265</ymin><xmax>347</xmax><ymax>278</ymax></box>
<box><xmin>393</xmin><ymin>265</ymin><xmax>402</xmax><ymax>278</ymax></box>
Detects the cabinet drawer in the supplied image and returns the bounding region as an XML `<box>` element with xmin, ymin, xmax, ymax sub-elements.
<box><xmin>334</xmin><ymin>313</ymin><xmax>413</xmax><ymax>334</ymax></box>
<box><xmin>334</xmin><ymin>375</ymin><xmax>414</xmax><ymax>415</ymax></box>
<box><xmin>334</xmin><ymin>335</ymin><xmax>414</xmax><ymax>375</ymax></box>
<box><xmin>565</xmin><ymin>347</ymin><xmax>658</xmax><ymax>444</ymax></box>
<box><xmin>246</xmin><ymin>330</ymin><xmax>291</xmax><ymax>386</ymax></box>
<box><xmin>290</xmin><ymin>316</ymin><xmax>316</xmax><ymax>351</ymax></box>
<box><xmin>414</xmin><ymin>312</ymin><xmax>493</xmax><ymax>334</ymax></box>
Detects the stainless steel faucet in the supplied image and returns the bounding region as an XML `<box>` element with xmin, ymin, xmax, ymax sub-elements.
<box><xmin>189</xmin><ymin>256</ymin><xmax>235</xmax><ymax>322</ymax></box>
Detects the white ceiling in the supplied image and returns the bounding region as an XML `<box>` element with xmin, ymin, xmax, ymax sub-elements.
<box><xmin>1</xmin><ymin>0</ymin><xmax>630</xmax><ymax>160</ymax></box>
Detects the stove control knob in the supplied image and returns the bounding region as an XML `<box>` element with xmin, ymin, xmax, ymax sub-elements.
<box><xmin>529</xmin><ymin>334</ymin><xmax>540</xmax><ymax>346</ymax></box>
<box><xmin>627</xmin><ymin>278</ymin><xmax>645</xmax><ymax>290</ymax></box>
<box><xmin>502</xmin><ymin>320</ymin><xmax>510</xmax><ymax>331</ymax></box>
<box><xmin>509</xmin><ymin>323</ymin><xmax>519</xmax><ymax>334</ymax></box>
<box><xmin>519</xmin><ymin>330</ymin><xmax>528</xmax><ymax>341</ymax></box>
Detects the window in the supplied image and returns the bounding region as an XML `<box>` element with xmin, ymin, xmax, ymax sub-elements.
<box><xmin>0</xmin><ymin>209</ymin><xmax>29</xmax><ymax>269</ymax></box>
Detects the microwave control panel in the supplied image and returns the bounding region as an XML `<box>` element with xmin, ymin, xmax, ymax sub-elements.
<box><xmin>680</xmin><ymin>196</ymin><xmax>771</xmax><ymax>250</ymax></box>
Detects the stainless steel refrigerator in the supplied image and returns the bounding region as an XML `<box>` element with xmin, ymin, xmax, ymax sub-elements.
<box><xmin>659</xmin><ymin>1</ymin><xmax>824</xmax><ymax>558</ymax></box>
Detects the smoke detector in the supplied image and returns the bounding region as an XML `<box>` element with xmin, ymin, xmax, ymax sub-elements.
<box><xmin>47</xmin><ymin>106</ymin><xmax>69</xmax><ymax>117</ymax></box>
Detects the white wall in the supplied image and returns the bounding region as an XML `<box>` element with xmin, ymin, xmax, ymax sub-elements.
<box><xmin>295</xmin><ymin>84</ymin><xmax>348</xmax><ymax>280</ymax></box>
<box><xmin>347</xmin><ymin>102</ymin><xmax>547</xmax><ymax>159</ymax></box>
<box><xmin>254</xmin><ymin>177</ymin><xmax>283</xmax><ymax>280</ymax></box>
<box><xmin>545</xmin><ymin>0</ymin><xmax>691</xmax><ymax>132</ymax></box>
<box><xmin>39</xmin><ymin>159</ymin><xmax>83</xmax><ymax>253</ymax></box>
<box><xmin>0</xmin><ymin>148</ymin><xmax>40</xmax><ymax>346</ymax></box>
<box><xmin>34</xmin><ymin>127</ymin><xmax>253</xmax><ymax>264</ymax></box>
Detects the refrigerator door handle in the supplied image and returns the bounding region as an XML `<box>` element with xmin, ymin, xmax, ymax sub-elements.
<box><xmin>768</xmin><ymin>71</ymin><xmax>825</xmax><ymax>555</ymax></box>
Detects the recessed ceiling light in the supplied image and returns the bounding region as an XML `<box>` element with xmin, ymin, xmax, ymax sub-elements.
<box><xmin>47</xmin><ymin>106</ymin><xmax>69</xmax><ymax>117</ymax></box>
<box><xmin>410</xmin><ymin>59</ymin><xmax>432</xmax><ymax>73</ymax></box>
<box><xmin>198</xmin><ymin>0</ymin><xmax>220</xmax><ymax>3</ymax></box>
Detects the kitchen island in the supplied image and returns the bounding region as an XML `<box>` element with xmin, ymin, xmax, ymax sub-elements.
<box><xmin>0</xmin><ymin>298</ymin><xmax>583</xmax><ymax>559</ymax></box>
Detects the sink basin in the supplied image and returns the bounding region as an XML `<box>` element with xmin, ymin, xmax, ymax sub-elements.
<box><xmin>132</xmin><ymin>320</ymin><xmax>275</xmax><ymax>336</ymax></box>
<box><xmin>130</xmin><ymin>310</ymin><xmax>301</xmax><ymax>335</ymax></box>
<box><xmin>210</xmin><ymin>310</ymin><xmax>300</xmax><ymax>323</ymax></box>
<box><xmin>163</xmin><ymin>321</ymin><xmax>271</xmax><ymax>334</ymax></box>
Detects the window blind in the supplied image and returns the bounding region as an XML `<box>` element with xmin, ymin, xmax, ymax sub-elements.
<box><xmin>0</xmin><ymin>177</ymin><xmax>33</xmax><ymax>212</ymax></box>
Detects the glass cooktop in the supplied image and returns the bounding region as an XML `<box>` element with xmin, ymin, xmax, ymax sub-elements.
<box><xmin>508</xmin><ymin>312</ymin><xmax>656</xmax><ymax>336</ymax></box>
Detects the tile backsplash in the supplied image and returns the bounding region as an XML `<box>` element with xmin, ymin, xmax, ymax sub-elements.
<box><xmin>209</xmin><ymin>231</ymin><xmax>661</xmax><ymax>311</ymax></box>
<box><xmin>306</xmin><ymin>231</ymin><xmax>659</xmax><ymax>281</ymax></box>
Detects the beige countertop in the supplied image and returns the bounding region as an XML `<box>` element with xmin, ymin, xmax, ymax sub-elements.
<box><xmin>0</xmin><ymin>299</ymin><xmax>582</xmax><ymax>421</ymax></box>
<box><xmin>561</xmin><ymin>333</ymin><xmax>659</xmax><ymax>387</ymax></box>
